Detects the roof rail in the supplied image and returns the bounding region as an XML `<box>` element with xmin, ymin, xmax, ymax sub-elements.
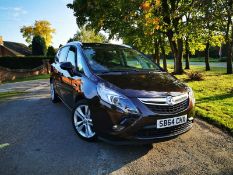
<box><xmin>120</xmin><ymin>44</ymin><xmax>132</xmax><ymax>48</ymax></box>
<box><xmin>67</xmin><ymin>41</ymin><xmax>83</xmax><ymax>46</ymax></box>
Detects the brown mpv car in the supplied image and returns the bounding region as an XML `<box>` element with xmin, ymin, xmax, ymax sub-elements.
<box><xmin>50</xmin><ymin>42</ymin><xmax>195</xmax><ymax>144</ymax></box>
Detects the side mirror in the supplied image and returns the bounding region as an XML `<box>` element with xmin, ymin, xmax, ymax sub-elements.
<box><xmin>60</xmin><ymin>62</ymin><xmax>73</xmax><ymax>71</ymax></box>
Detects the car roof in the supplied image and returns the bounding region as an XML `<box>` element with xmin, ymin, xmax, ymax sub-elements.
<box><xmin>66</xmin><ymin>41</ymin><xmax>132</xmax><ymax>49</ymax></box>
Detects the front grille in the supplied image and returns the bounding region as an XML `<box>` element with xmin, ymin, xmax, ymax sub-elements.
<box><xmin>136</xmin><ymin>120</ymin><xmax>192</xmax><ymax>139</ymax></box>
<box><xmin>145</xmin><ymin>98</ymin><xmax>189</xmax><ymax>114</ymax></box>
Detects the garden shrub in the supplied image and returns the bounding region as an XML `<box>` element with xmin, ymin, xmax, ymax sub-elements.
<box><xmin>187</xmin><ymin>71</ymin><xmax>204</xmax><ymax>81</ymax></box>
<box><xmin>0</xmin><ymin>56</ymin><xmax>54</xmax><ymax>69</ymax></box>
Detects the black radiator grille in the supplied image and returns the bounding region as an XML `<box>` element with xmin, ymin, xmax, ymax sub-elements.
<box><xmin>145</xmin><ymin>98</ymin><xmax>189</xmax><ymax>114</ymax></box>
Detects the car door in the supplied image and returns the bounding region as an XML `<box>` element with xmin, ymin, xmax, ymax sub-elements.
<box><xmin>69</xmin><ymin>46</ymin><xmax>86</xmax><ymax>107</ymax></box>
<box><xmin>60</xmin><ymin>46</ymin><xmax>77</xmax><ymax>108</ymax></box>
<box><xmin>53</xmin><ymin>46</ymin><xmax>70</xmax><ymax>98</ymax></box>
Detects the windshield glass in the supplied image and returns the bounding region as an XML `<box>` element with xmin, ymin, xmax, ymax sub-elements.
<box><xmin>82</xmin><ymin>45</ymin><xmax>161</xmax><ymax>73</ymax></box>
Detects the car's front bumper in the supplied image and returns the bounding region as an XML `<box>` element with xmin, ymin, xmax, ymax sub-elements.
<box><xmin>90</xmin><ymin>98</ymin><xmax>195</xmax><ymax>144</ymax></box>
<box><xmin>98</xmin><ymin>118</ymin><xmax>193</xmax><ymax>145</ymax></box>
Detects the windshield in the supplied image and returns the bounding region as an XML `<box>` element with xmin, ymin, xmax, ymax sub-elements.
<box><xmin>82</xmin><ymin>45</ymin><xmax>161</xmax><ymax>73</ymax></box>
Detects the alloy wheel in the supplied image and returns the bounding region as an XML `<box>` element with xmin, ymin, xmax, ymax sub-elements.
<box><xmin>73</xmin><ymin>105</ymin><xmax>95</xmax><ymax>138</ymax></box>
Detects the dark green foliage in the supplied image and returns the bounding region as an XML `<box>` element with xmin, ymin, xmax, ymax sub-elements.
<box><xmin>0</xmin><ymin>56</ymin><xmax>54</xmax><ymax>69</ymax></box>
<box><xmin>67</xmin><ymin>38</ymin><xmax>74</xmax><ymax>43</ymax></box>
<box><xmin>32</xmin><ymin>35</ymin><xmax>47</xmax><ymax>56</ymax></box>
<box><xmin>47</xmin><ymin>46</ymin><xmax>56</xmax><ymax>56</ymax></box>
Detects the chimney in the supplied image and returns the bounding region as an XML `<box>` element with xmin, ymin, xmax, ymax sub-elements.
<box><xmin>0</xmin><ymin>36</ymin><xmax>3</xmax><ymax>45</ymax></box>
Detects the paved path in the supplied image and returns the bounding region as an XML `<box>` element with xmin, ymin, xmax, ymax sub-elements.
<box><xmin>167</xmin><ymin>61</ymin><xmax>231</xmax><ymax>68</ymax></box>
<box><xmin>0</xmin><ymin>79</ymin><xmax>49</xmax><ymax>93</ymax></box>
<box><xmin>0</xmin><ymin>80</ymin><xmax>232</xmax><ymax>175</ymax></box>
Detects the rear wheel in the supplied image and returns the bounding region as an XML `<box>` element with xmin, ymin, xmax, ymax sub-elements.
<box><xmin>73</xmin><ymin>100</ymin><xmax>96</xmax><ymax>141</ymax></box>
<box><xmin>50</xmin><ymin>80</ymin><xmax>60</xmax><ymax>103</ymax></box>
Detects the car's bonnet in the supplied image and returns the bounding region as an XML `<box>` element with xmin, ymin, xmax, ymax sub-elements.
<box><xmin>97</xmin><ymin>72</ymin><xmax>188</xmax><ymax>98</ymax></box>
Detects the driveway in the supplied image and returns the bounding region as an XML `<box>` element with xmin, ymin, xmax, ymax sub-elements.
<box><xmin>0</xmin><ymin>80</ymin><xmax>233</xmax><ymax>175</ymax></box>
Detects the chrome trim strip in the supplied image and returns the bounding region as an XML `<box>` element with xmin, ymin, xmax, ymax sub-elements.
<box><xmin>138</xmin><ymin>94</ymin><xmax>188</xmax><ymax>106</ymax></box>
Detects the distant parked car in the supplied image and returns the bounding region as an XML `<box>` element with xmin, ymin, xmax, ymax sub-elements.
<box><xmin>50</xmin><ymin>42</ymin><xmax>195</xmax><ymax>144</ymax></box>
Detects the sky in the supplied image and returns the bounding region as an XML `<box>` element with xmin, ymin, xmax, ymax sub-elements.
<box><xmin>0</xmin><ymin>0</ymin><xmax>120</xmax><ymax>48</ymax></box>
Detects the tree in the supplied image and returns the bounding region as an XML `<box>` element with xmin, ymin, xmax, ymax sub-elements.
<box><xmin>32</xmin><ymin>35</ymin><xmax>47</xmax><ymax>56</ymax></box>
<box><xmin>69</xmin><ymin>27</ymin><xmax>107</xmax><ymax>43</ymax></box>
<box><xmin>67</xmin><ymin>0</ymin><xmax>197</xmax><ymax>74</ymax></box>
<box><xmin>47</xmin><ymin>46</ymin><xmax>56</xmax><ymax>56</ymax></box>
<box><xmin>20</xmin><ymin>20</ymin><xmax>55</xmax><ymax>47</ymax></box>
<box><xmin>223</xmin><ymin>0</ymin><xmax>233</xmax><ymax>74</ymax></box>
<box><xmin>192</xmin><ymin>0</ymin><xmax>226</xmax><ymax>71</ymax></box>
<box><xmin>140</xmin><ymin>0</ymin><xmax>197</xmax><ymax>74</ymax></box>
<box><xmin>67</xmin><ymin>0</ymin><xmax>228</xmax><ymax>74</ymax></box>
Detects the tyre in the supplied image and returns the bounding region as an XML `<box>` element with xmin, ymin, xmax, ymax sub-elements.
<box><xmin>72</xmin><ymin>100</ymin><xmax>97</xmax><ymax>141</ymax></box>
<box><xmin>50</xmin><ymin>80</ymin><xmax>60</xmax><ymax>103</ymax></box>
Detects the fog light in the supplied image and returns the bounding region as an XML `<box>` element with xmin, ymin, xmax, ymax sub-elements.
<box><xmin>112</xmin><ymin>125</ymin><xmax>125</xmax><ymax>131</ymax></box>
<box><xmin>188</xmin><ymin>117</ymin><xmax>194</xmax><ymax>121</ymax></box>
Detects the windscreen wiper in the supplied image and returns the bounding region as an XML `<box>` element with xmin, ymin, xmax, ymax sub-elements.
<box><xmin>98</xmin><ymin>69</ymin><xmax>161</xmax><ymax>74</ymax></box>
<box><xmin>99</xmin><ymin>69</ymin><xmax>135</xmax><ymax>73</ymax></box>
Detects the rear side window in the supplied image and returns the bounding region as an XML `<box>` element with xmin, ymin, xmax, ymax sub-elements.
<box><xmin>59</xmin><ymin>47</ymin><xmax>69</xmax><ymax>63</ymax></box>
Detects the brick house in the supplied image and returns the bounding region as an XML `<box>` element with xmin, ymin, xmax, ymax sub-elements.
<box><xmin>0</xmin><ymin>36</ymin><xmax>31</xmax><ymax>57</ymax></box>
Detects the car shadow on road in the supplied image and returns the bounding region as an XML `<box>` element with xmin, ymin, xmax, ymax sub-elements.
<box><xmin>0</xmin><ymin>94</ymin><xmax>153</xmax><ymax>175</ymax></box>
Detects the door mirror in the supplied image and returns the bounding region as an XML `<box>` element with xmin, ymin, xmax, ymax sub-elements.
<box><xmin>60</xmin><ymin>62</ymin><xmax>73</xmax><ymax>71</ymax></box>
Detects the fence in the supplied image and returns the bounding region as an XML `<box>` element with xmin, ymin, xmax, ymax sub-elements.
<box><xmin>0</xmin><ymin>60</ymin><xmax>50</xmax><ymax>83</ymax></box>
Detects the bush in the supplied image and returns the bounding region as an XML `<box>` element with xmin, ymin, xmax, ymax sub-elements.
<box><xmin>0</xmin><ymin>56</ymin><xmax>54</xmax><ymax>69</ymax></box>
<box><xmin>47</xmin><ymin>46</ymin><xmax>56</xmax><ymax>56</ymax></box>
<box><xmin>32</xmin><ymin>35</ymin><xmax>47</xmax><ymax>56</ymax></box>
<box><xmin>187</xmin><ymin>71</ymin><xmax>204</xmax><ymax>81</ymax></box>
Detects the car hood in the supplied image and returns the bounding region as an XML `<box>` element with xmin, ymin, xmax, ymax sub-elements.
<box><xmin>98</xmin><ymin>72</ymin><xmax>188</xmax><ymax>98</ymax></box>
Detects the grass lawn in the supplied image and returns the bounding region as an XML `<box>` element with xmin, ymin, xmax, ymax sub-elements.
<box><xmin>0</xmin><ymin>91</ymin><xmax>27</xmax><ymax>101</ymax></box>
<box><xmin>2</xmin><ymin>74</ymin><xmax>50</xmax><ymax>84</ymax></box>
<box><xmin>169</xmin><ymin>66</ymin><xmax>233</xmax><ymax>135</ymax></box>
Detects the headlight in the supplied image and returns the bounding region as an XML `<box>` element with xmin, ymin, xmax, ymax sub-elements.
<box><xmin>97</xmin><ymin>83</ymin><xmax>139</xmax><ymax>114</ymax></box>
<box><xmin>188</xmin><ymin>87</ymin><xmax>195</xmax><ymax>104</ymax></box>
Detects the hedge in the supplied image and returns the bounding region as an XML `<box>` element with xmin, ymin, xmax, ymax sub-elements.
<box><xmin>0</xmin><ymin>56</ymin><xmax>54</xmax><ymax>69</ymax></box>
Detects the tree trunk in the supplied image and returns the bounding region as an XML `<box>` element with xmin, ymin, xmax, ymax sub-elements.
<box><xmin>219</xmin><ymin>45</ymin><xmax>222</xmax><ymax>60</ymax></box>
<box><xmin>160</xmin><ymin>36</ymin><xmax>167</xmax><ymax>71</ymax></box>
<box><xmin>166</xmin><ymin>30</ymin><xmax>183</xmax><ymax>74</ymax></box>
<box><xmin>184</xmin><ymin>38</ymin><xmax>190</xmax><ymax>69</ymax></box>
<box><xmin>153</xmin><ymin>38</ymin><xmax>160</xmax><ymax>65</ymax></box>
<box><xmin>205</xmin><ymin>42</ymin><xmax>210</xmax><ymax>71</ymax></box>
<box><xmin>176</xmin><ymin>38</ymin><xmax>183</xmax><ymax>74</ymax></box>
<box><xmin>230</xmin><ymin>23</ymin><xmax>233</xmax><ymax>74</ymax></box>
<box><xmin>226</xmin><ymin>5</ymin><xmax>233</xmax><ymax>74</ymax></box>
<box><xmin>226</xmin><ymin>37</ymin><xmax>233</xmax><ymax>74</ymax></box>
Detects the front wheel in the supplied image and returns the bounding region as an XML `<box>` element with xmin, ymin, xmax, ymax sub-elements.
<box><xmin>72</xmin><ymin>100</ymin><xmax>97</xmax><ymax>141</ymax></box>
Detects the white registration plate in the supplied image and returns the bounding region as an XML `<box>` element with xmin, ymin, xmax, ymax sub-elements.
<box><xmin>157</xmin><ymin>115</ymin><xmax>187</xmax><ymax>129</ymax></box>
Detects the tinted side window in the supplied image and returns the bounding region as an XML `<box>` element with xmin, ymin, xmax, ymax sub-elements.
<box><xmin>66</xmin><ymin>47</ymin><xmax>76</xmax><ymax>67</ymax></box>
<box><xmin>59</xmin><ymin>47</ymin><xmax>69</xmax><ymax>63</ymax></box>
